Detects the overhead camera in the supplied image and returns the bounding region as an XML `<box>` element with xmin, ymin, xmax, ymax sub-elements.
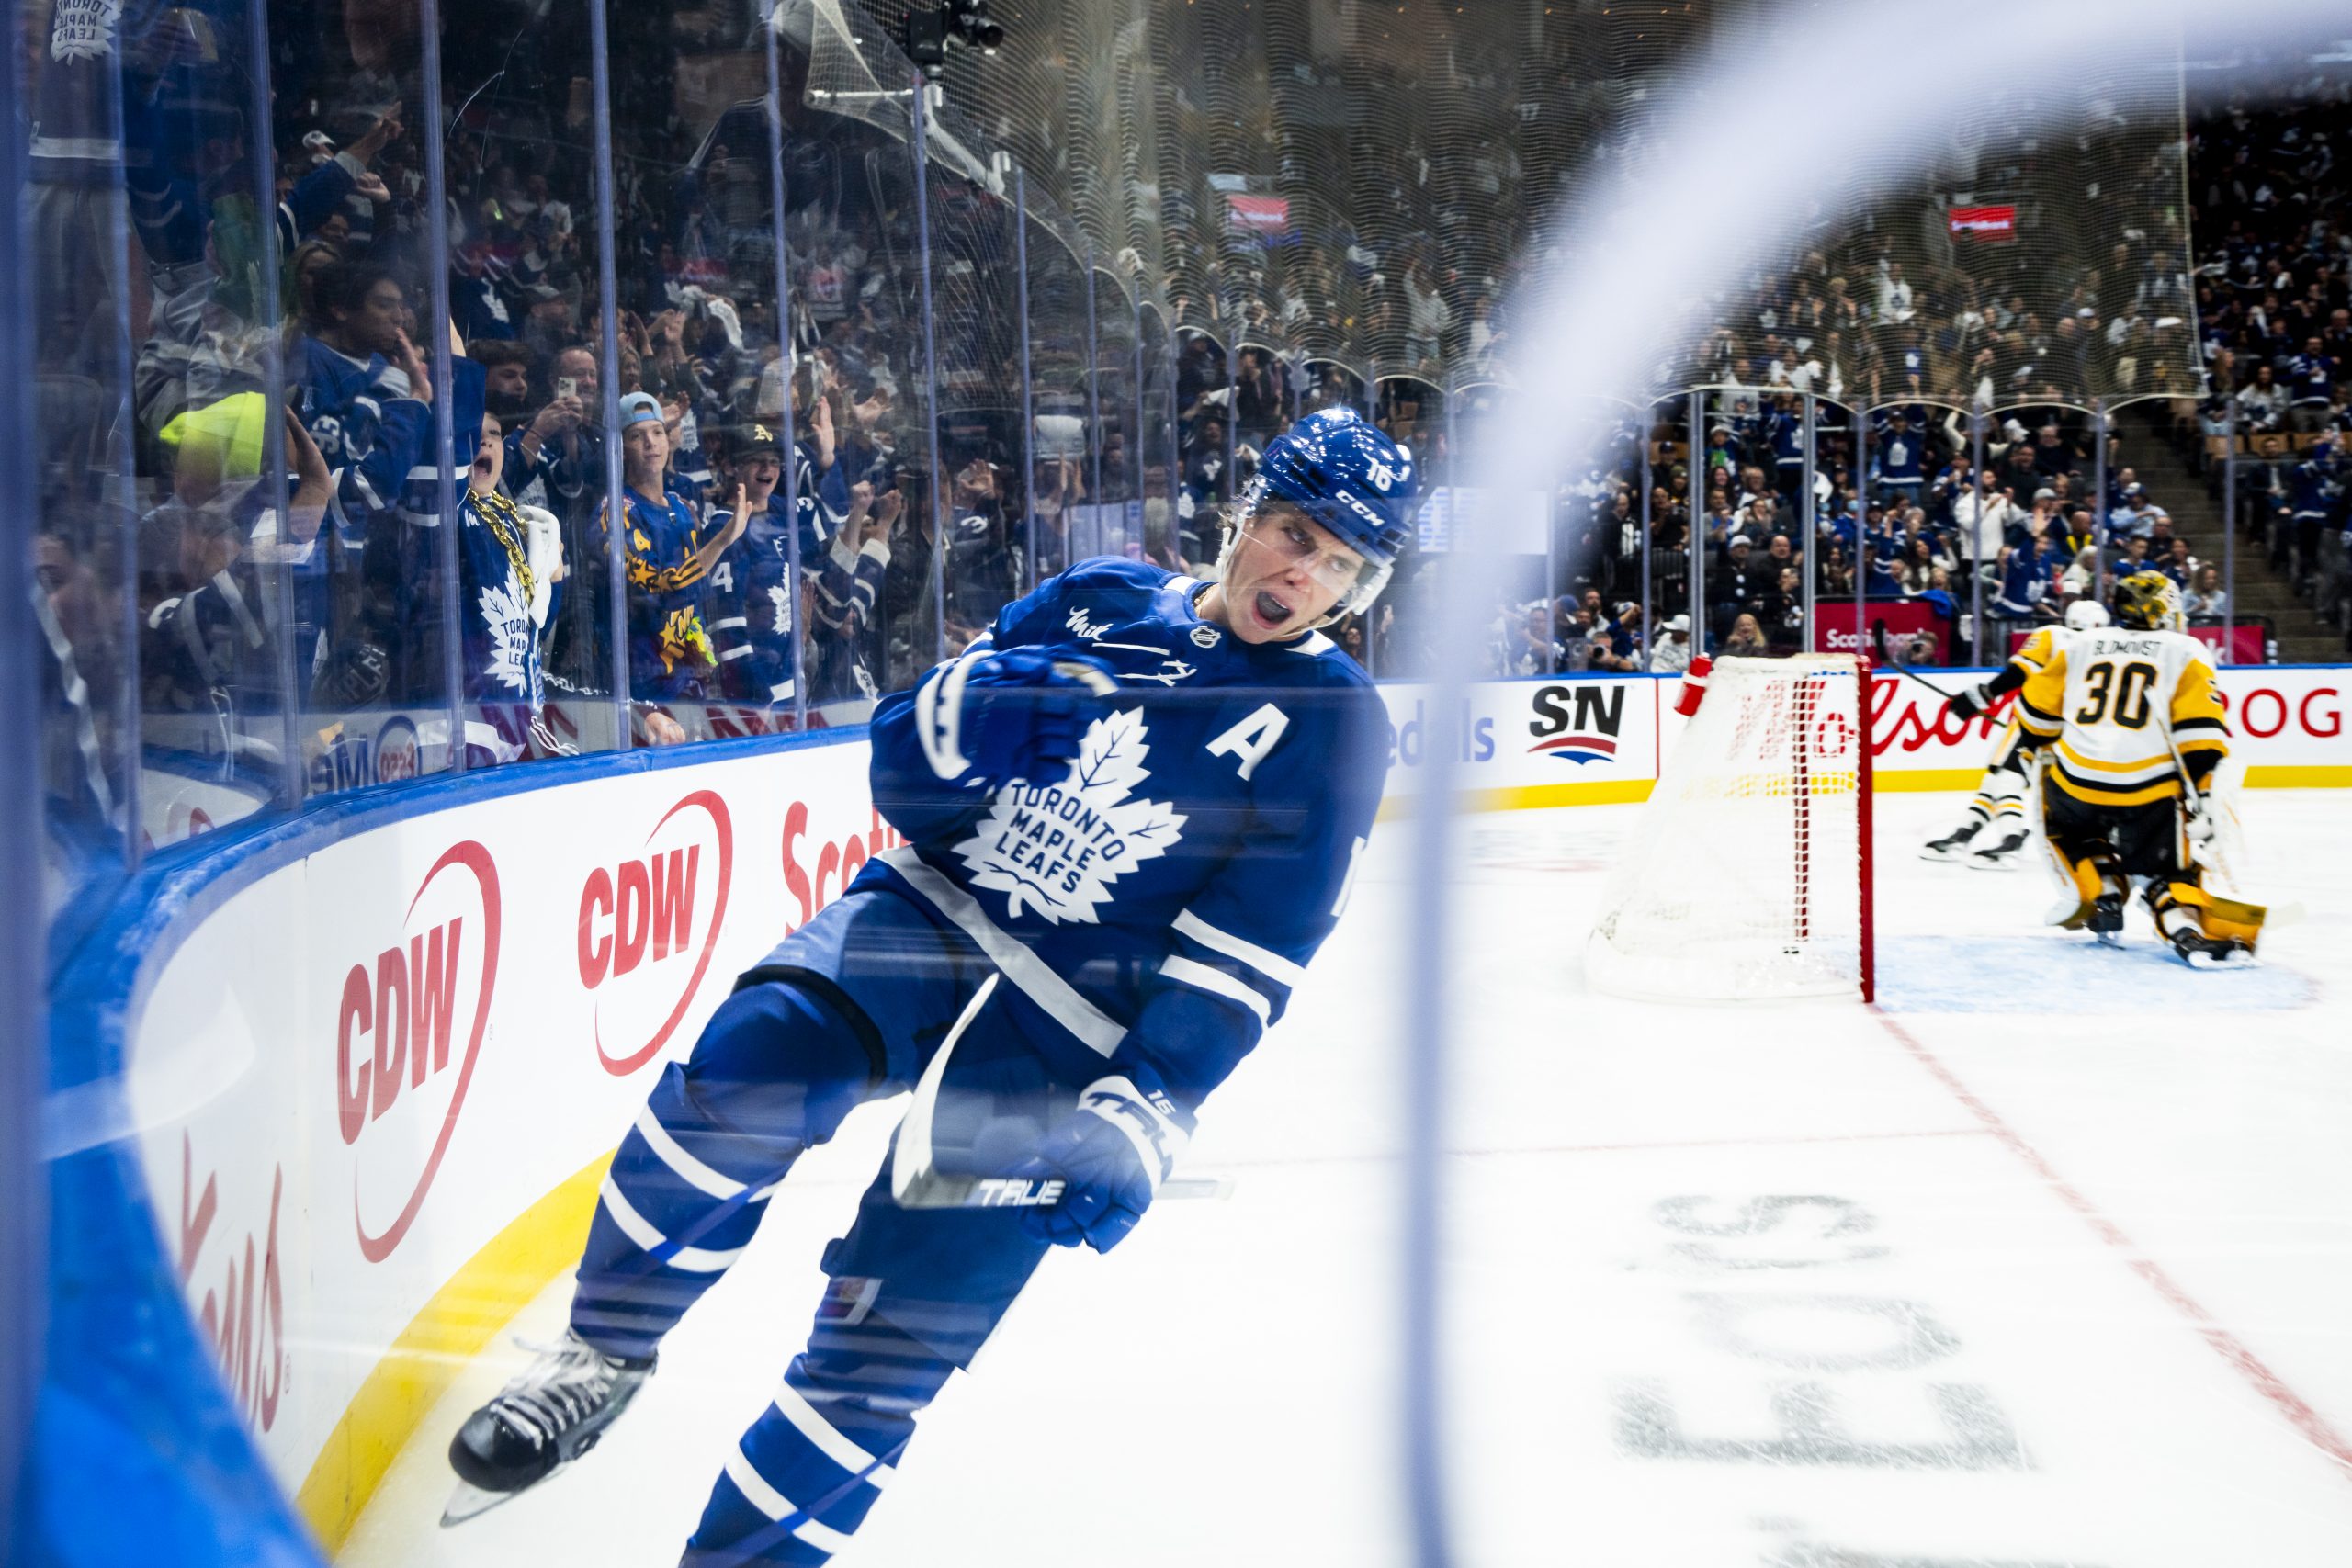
<box><xmin>902</xmin><ymin>0</ymin><xmax>1004</xmax><ymax>82</ymax></box>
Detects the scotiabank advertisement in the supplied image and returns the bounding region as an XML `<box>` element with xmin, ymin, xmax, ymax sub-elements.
<box><xmin>122</xmin><ymin>668</ymin><xmax>2348</xmax><ymax>1512</ymax></box>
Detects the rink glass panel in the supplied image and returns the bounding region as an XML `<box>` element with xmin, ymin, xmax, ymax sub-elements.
<box><xmin>1089</xmin><ymin>265</ymin><xmax>1140</xmax><ymax>560</ymax></box>
<box><xmin>917</xmin><ymin>95</ymin><xmax>1028</xmax><ymax>661</ymax></box>
<box><xmin>1023</xmin><ymin>206</ymin><xmax>1092</xmax><ymax>582</ymax></box>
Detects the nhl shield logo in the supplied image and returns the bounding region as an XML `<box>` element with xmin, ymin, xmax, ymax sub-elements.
<box><xmin>1190</xmin><ymin>624</ymin><xmax>1221</xmax><ymax>649</ymax></box>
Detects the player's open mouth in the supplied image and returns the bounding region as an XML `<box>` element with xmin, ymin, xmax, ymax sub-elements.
<box><xmin>1253</xmin><ymin>590</ymin><xmax>1293</xmax><ymax>628</ymax></box>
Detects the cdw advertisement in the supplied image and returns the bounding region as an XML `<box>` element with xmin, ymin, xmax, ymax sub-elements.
<box><xmin>121</xmin><ymin>668</ymin><xmax>2346</xmax><ymax>1502</ymax></box>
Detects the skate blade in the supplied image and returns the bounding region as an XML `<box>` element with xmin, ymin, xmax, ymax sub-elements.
<box><xmin>2091</xmin><ymin>931</ymin><xmax>2124</xmax><ymax>948</ymax></box>
<box><xmin>442</xmin><ymin>1479</ymin><xmax>522</xmax><ymax>1527</ymax></box>
<box><xmin>1967</xmin><ymin>855</ymin><xmax>2022</xmax><ymax>873</ymax></box>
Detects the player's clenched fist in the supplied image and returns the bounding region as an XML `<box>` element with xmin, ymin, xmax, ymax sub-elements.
<box><xmin>915</xmin><ymin>646</ymin><xmax>1115</xmax><ymax>788</ymax></box>
<box><xmin>1014</xmin><ymin>1073</ymin><xmax>1193</xmax><ymax>1254</ymax></box>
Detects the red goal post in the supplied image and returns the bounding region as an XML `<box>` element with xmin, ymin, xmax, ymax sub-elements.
<box><xmin>1586</xmin><ymin>654</ymin><xmax>1876</xmax><ymax>1003</ymax></box>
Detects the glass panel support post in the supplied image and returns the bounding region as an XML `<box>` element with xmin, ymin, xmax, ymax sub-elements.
<box><xmin>763</xmin><ymin>4</ymin><xmax>808</xmax><ymax>729</ymax></box>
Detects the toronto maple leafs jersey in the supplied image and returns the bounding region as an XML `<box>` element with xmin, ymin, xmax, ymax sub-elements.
<box><xmin>856</xmin><ymin>558</ymin><xmax>1390</xmax><ymax>1114</ymax></box>
<box><xmin>458</xmin><ymin>487</ymin><xmax>546</xmax><ymax>709</ymax></box>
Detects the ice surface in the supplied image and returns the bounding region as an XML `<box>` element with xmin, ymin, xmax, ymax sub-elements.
<box><xmin>342</xmin><ymin>791</ymin><xmax>2352</xmax><ymax>1567</ymax></box>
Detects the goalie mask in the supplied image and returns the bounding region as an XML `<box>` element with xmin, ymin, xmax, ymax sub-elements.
<box><xmin>1216</xmin><ymin>407</ymin><xmax>1418</xmax><ymax>625</ymax></box>
<box><xmin>2111</xmin><ymin>570</ymin><xmax>2184</xmax><ymax>632</ymax></box>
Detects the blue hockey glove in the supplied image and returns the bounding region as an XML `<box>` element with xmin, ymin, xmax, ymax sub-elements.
<box><xmin>1013</xmin><ymin>1073</ymin><xmax>1193</xmax><ymax>1255</ymax></box>
<box><xmin>916</xmin><ymin>648</ymin><xmax>1115</xmax><ymax>788</ymax></box>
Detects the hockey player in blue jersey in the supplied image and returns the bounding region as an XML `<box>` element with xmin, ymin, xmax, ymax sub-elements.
<box><xmin>447</xmin><ymin>407</ymin><xmax>1418</xmax><ymax>1562</ymax></box>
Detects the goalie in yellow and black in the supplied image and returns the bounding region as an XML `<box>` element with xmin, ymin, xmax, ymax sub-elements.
<box><xmin>2009</xmin><ymin>570</ymin><xmax>2263</xmax><ymax>966</ymax></box>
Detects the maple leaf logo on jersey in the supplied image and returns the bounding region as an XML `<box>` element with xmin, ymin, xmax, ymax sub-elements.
<box><xmin>953</xmin><ymin>707</ymin><xmax>1186</xmax><ymax>924</ymax></box>
<box><xmin>479</xmin><ymin>578</ymin><xmax>534</xmax><ymax>694</ymax></box>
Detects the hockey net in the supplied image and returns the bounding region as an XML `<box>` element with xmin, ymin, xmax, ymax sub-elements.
<box><xmin>1587</xmin><ymin>655</ymin><xmax>1875</xmax><ymax>1003</ymax></box>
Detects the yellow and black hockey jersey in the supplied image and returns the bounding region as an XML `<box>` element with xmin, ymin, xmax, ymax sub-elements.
<box><xmin>2014</xmin><ymin>626</ymin><xmax>2230</xmax><ymax>806</ymax></box>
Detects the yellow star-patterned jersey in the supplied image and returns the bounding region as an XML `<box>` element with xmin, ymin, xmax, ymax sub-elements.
<box><xmin>2015</xmin><ymin>626</ymin><xmax>2230</xmax><ymax>806</ymax></box>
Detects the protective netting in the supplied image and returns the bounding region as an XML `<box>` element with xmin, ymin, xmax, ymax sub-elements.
<box><xmin>851</xmin><ymin>2</ymin><xmax>2191</xmax><ymax>410</ymax></box>
<box><xmin>1587</xmin><ymin>654</ymin><xmax>1869</xmax><ymax>1002</ymax></box>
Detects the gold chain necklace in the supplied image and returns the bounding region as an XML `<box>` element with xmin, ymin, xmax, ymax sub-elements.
<box><xmin>472</xmin><ymin>487</ymin><xmax>536</xmax><ymax>605</ymax></box>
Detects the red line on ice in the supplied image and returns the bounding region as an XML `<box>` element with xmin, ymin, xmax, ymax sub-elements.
<box><xmin>1872</xmin><ymin>1006</ymin><xmax>2352</xmax><ymax>1479</ymax></box>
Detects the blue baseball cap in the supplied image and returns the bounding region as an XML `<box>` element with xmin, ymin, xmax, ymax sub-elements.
<box><xmin>619</xmin><ymin>391</ymin><xmax>663</xmax><ymax>430</ymax></box>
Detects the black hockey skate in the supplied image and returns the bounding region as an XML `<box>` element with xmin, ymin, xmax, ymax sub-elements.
<box><xmin>2087</xmin><ymin>893</ymin><xmax>2125</xmax><ymax>947</ymax></box>
<box><xmin>1966</xmin><ymin>828</ymin><xmax>2029</xmax><ymax>871</ymax></box>
<box><xmin>444</xmin><ymin>1331</ymin><xmax>654</xmax><ymax>1525</ymax></box>
<box><xmin>2172</xmin><ymin>928</ymin><xmax>2255</xmax><ymax>969</ymax></box>
<box><xmin>1920</xmin><ymin>823</ymin><xmax>1979</xmax><ymax>863</ymax></box>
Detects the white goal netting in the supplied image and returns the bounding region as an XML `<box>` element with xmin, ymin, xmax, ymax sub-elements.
<box><xmin>1586</xmin><ymin>655</ymin><xmax>1872</xmax><ymax>1002</ymax></box>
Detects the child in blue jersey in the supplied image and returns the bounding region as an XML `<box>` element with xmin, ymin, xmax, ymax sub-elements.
<box><xmin>449</xmin><ymin>409</ymin><xmax>1419</xmax><ymax>1564</ymax></box>
<box><xmin>457</xmin><ymin>414</ymin><xmax>561</xmax><ymax>743</ymax></box>
<box><xmin>704</xmin><ymin>423</ymin><xmax>893</xmax><ymax>710</ymax></box>
<box><xmin>703</xmin><ymin>423</ymin><xmax>801</xmax><ymax>708</ymax></box>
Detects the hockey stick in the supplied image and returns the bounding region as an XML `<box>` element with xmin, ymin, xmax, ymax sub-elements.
<box><xmin>889</xmin><ymin>974</ymin><xmax>1233</xmax><ymax>1209</ymax></box>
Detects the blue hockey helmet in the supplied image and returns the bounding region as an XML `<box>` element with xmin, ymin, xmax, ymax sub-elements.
<box><xmin>1233</xmin><ymin>407</ymin><xmax>1419</xmax><ymax>618</ymax></box>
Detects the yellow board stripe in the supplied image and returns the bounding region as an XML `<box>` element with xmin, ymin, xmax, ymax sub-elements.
<box><xmin>2245</xmin><ymin>764</ymin><xmax>2352</xmax><ymax>787</ymax></box>
<box><xmin>1869</xmin><ymin>769</ymin><xmax>1984</xmax><ymax>792</ymax></box>
<box><xmin>294</xmin><ymin>1149</ymin><xmax>614</xmax><ymax>1554</ymax></box>
<box><xmin>1378</xmin><ymin>778</ymin><xmax>1656</xmax><ymax>818</ymax></box>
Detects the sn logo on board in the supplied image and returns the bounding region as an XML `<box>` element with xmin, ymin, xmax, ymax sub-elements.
<box><xmin>1528</xmin><ymin>682</ymin><xmax>1626</xmax><ymax>765</ymax></box>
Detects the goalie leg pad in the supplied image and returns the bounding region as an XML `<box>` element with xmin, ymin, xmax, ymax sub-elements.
<box><xmin>2155</xmin><ymin>880</ymin><xmax>2267</xmax><ymax>950</ymax></box>
<box><xmin>2046</xmin><ymin>847</ymin><xmax>2120</xmax><ymax>930</ymax></box>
